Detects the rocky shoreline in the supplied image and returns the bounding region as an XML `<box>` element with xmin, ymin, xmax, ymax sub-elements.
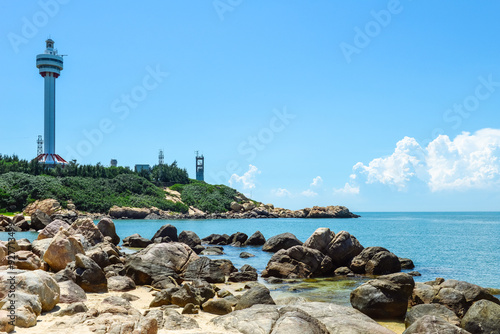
<box><xmin>1</xmin><ymin>211</ymin><xmax>499</xmax><ymax>333</ymax></box>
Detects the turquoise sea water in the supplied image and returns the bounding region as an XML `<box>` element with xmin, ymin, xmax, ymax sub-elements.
<box><xmin>3</xmin><ymin>212</ymin><xmax>499</xmax><ymax>291</ymax></box>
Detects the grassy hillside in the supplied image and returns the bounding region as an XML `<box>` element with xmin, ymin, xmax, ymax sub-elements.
<box><xmin>0</xmin><ymin>172</ymin><xmax>189</xmax><ymax>214</ymax></box>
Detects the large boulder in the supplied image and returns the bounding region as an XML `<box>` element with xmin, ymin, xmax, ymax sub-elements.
<box><xmin>0</xmin><ymin>269</ymin><xmax>60</xmax><ymax>313</ymax></box>
<box><xmin>125</xmin><ymin>242</ymin><xmax>199</xmax><ymax>285</ymax></box>
<box><xmin>461</xmin><ymin>299</ymin><xmax>500</xmax><ymax>334</ymax></box>
<box><xmin>261</xmin><ymin>245</ymin><xmax>333</xmax><ymax>279</ymax></box>
<box><xmin>325</xmin><ymin>231</ymin><xmax>364</xmax><ymax>267</ymax></box>
<box><xmin>43</xmin><ymin>229</ymin><xmax>85</xmax><ymax>272</ymax></box>
<box><xmin>234</xmin><ymin>286</ymin><xmax>276</xmax><ymax>310</ymax></box>
<box><xmin>212</xmin><ymin>302</ymin><xmax>396</xmax><ymax>334</ymax></box>
<box><xmin>122</xmin><ymin>233</ymin><xmax>152</xmax><ymax>248</ymax></box>
<box><xmin>36</xmin><ymin>219</ymin><xmax>70</xmax><ymax>240</ymax></box>
<box><xmin>97</xmin><ymin>217</ymin><xmax>120</xmax><ymax>245</ymax></box>
<box><xmin>178</xmin><ymin>230</ymin><xmax>202</xmax><ymax>249</ymax></box>
<box><xmin>11</xmin><ymin>251</ymin><xmax>42</xmax><ymax>270</ymax></box>
<box><xmin>109</xmin><ymin>205</ymin><xmax>150</xmax><ymax>219</ymax></box>
<box><xmin>350</xmin><ymin>272</ymin><xmax>415</xmax><ymax>319</ymax></box>
<box><xmin>212</xmin><ymin>259</ymin><xmax>238</xmax><ymax>276</ymax></box>
<box><xmin>151</xmin><ymin>224</ymin><xmax>178</xmax><ymax>242</ymax></box>
<box><xmin>303</xmin><ymin>227</ymin><xmax>335</xmax><ymax>254</ymax></box>
<box><xmin>67</xmin><ymin>218</ymin><xmax>105</xmax><ymax>246</ymax></box>
<box><xmin>58</xmin><ymin>280</ymin><xmax>87</xmax><ymax>304</ymax></box>
<box><xmin>24</xmin><ymin>199</ymin><xmax>61</xmax><ymax>216</ymax></box>
<box><xmin>229</xmin><ymin>232</ymin><xmax>248</xmax><ymax>245</ymax></box>
<box><xmin>244</xmin><ymin>231</ymin><xmax>266</xmax><ymax>246</ymax></box>
<box><xmin>108</xmin><ymin>276</ymin><xmax>136</xmax><ymax>292</ymax></box>
<box><xmin>403</xmin><ymin>315</ymin><xmax>472</xmax><ymax>334</ymax></box>
<box><xmin>202</xmin><ymin>233</ymin><xmax>230</xmax><ymax>245</ymax></box>
<box><xmin>71</xmin><ymin>254</ymin><xmax>108</xmax><ymax>293</ymax></box>
<box><xmin>31</xmin><ymin>238</ymin><xmax>52</xmax><ymax>258</ymax></box>
<box><xmin>262</xmin><ymin>232</ymin><xmax>302</xmax><ymax>252</ymax></box>
<box><xmin>182</xmin><ymin>257</ymin><xmax>226</xmax><ymax>283</ymax></box>
<box><xmin>405</xmin><ymin>304</ymin><xmax>460</xmax><ymax>328</ymax></box>
<box><xmin>202</xmin><ymin>299</ymin><xmax>233</xmax><ymax>315</ymax></box>
<box><xmin>30</xmin><ymin>209</ymin><xmax>52</xmax><ymax>231</ymax></box>
<box><xmin>350</xmin><ymin>246</ymin><xmax>401</xmax><ymax>275</ymax></box>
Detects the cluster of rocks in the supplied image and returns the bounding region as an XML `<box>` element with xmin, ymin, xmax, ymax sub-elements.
<box><xmin>0</xmin><ymin>207</ymin><xmax>88</xmax><ymax>232</ymax></box>
<box><xmin>348</xmin><ymin>273</ymin><xmax>500</xmax><ymax>333</ymax></box>
<box><xmin>109</xmin><ymin>204</ymin><xmax>360</xmax><ymax>220</ymax></box>
<box><xmin>260</xmin><ymin>228</ymin><xmax>413</xmax><ymax>280</ymax></box>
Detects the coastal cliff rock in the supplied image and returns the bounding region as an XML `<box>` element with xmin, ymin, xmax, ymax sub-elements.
<box><xmin>350</xmin><ymin>273</ymin><xmax>415</xmax><ymax>319</ymax></box>
<box><xmin>109</xmin><ymin>205</ymin><xmax>150</xmax><ymax>219</ymax></box>
<box><xmin>306</xmin><ymin>205</ymin><xmax>360</xmax><ymax>218</ymax></box>
<box><xmin>261</xmin><ymin>245</ymin><xmax>333</xmax><ymax>279</ymax></box>
<box><xmin>24</xmin><ymin>198</ymin><xmax>61</xmax><ymax>216</ymax></box>
<box><xmin>262</xmin><ymin>232</ymin><xmax>302</xmax><ymax>252</ymax></box>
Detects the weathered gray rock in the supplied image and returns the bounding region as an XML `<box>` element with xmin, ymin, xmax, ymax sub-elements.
<box><xmin>405</xmin><ymin>304</ymin><xmax>460</xmax><ymax>328</ymax></box>
<box><xmin>350</xmin><ymin>246</ymin><xmax>401</xmax><ymax>275</ymax></box>
<box><xmin>213</xmin><ymin>259</ymin><xmax>238</xmax><ymax>276</ymax></box>
<box><xmin>229</xmin><ymin>232</ymin><xmax>248</xmax><ymax>245</ymax></box>
<box><xmin>108</xmin><ymin>275</ymin><xmax>136</xmax><ymax>292</ymax></box>
<box><xmin>72</xmin><ymin>254</ymin><xmax>108</xmax><ymax>293</ymax></box>
<box><xmin>151</xmin><ymin>224</ymin><xmax>178</xmax><ymax>242</ymax></box>
<box><xmin>163</xmin><ymin>309</ymin><xmax>199</xmax><ymax>330</ymax></box>
<box><xmin>200</xmin><ymin>246</ymin><xmax>224</xmax><ymax>255</ymax></box>
<box><xmin>30</xmin><ymin>209</ymin><xmax>51</xmax><ymax>231</ymax></box>
<box><xmin>37</xmin><ymin>219</ymin><xmax>70</xmax><ymax>240</ymax></box>
<box><xmin>202</xmin><ymin>233</ymin><xmax>230</xmax><ymax>245</ymax></box>
<box><xmin>433</xmin><ymin>288</ymin><xmax>468</xmax><ymax>318</ymax></box>
<box><xmin>228</xmin><ymin>271</ymin><xmax>258</xmax><ymax>282</ymax></box>
<box><xmin>240</xmin><ymin>251</ymin><xmax>255</xmax><ymax>258</ymax></box>
<box><xmin>202</xmin><ymin>299</ymin><xmax>233</xmax><ymax>315</ymax></box>
<box><xmin>178</xmin><ymin>230</ymin><xmax>202</xmax><ymax>249</ymax></box>
<box><xmin>125</xmin><ymin>242</ymin><xmax>198</xmax><ymax>285</ymax></box>
<box><xmin>351</xmin><ymin>272</ymin><xmax>415</xmax><ymax>319</ymax></box>
<box><xmin>326</xmin><ymin>230</ymin><xmax>364</xmax><ymax>267</ymax></box>
<box><xmin>55</xmin><ymin>302</ymin><xmax>88</xmax><ymax>316</ymax></box>
<box><xmin>182</xmin><ymin>257</ymin><xmax>226</xmax><ymax>283</ymax></box>
<box><xmin>122</xmin><ymin>233</ymin><xmax>152</xmax><ymax>248</ymax></box>
<box><xmin>403</xmin><ymin>315</ymin><xmax>471</xmax><ymax>334</ymax></box>
<box><xmin>244</xmin><ymin>231</ymin><xmax>266</xmax><ymax>246</ymax></box>
<box><xmin>11</xmin><ymin>250</ymin><xmax>42</xmax><ymax>270</ymax></box>
<box><xmin>262</xmin><ymin>232</ymin><xmax>302</xmax><ymax>252</ymax></box>
<box><xmin>212</xmin><ymin>302</ymin><xmax>396</xmax><ymax>334</ymax></box>
<box><xmin>461</xmin><ymin>299</ymin><xmax>500</xmax><ymax>334</ymax></box>
<box><xmin>303</xmin><ymin>227</ymin><xmax>335</xmax><ymax>255</ymax></box>
<box><xmin>67</xmin><ymin>217</ymin><xmax>105</xmax><ymax>246</ymax></box>
<box><xmin>97</xmin><ymin>217</ymin><xmax>120</xmax><ymax>245</ymax></box>
<box><xmin>262</xmin><ymin>245</ymin><xmax>333</xmax><ymax>279</ymax></box>
<box><xmin>31</xmin><ymin>238</ymin><xmax>52</xmax><ymax>258</ymax></box>
<box><xmin>58</xmin><ymin>280</ymin><xmax>87</xmax><ymax>304</ymax></box>
<box><xmin>399</xmin><ymin>257</ymin><xmax>415</xmax><ymax>269</ymax></box>
<box><xmin>235</xmin><ymin>286</ymin><xmax>276</xmax><ymax>310</ymax></box>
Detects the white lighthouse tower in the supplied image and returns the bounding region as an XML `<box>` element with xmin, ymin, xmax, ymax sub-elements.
<box><xmin>34</xmin><ymin>38</ymin><xmax>67</xmax><ymax>165</ymax></box>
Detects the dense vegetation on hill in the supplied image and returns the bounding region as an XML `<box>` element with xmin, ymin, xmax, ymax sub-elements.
<box><xmin>171</xmin><ymin>181</ymin><xmax>239</xmax><ymax>213</ymax></box>
<box><xmin>0</xmin><ymin>172</ymin><xmax>189</xmax><ymax>213</ymax></box>
<box><xmin>0</xmin><ymin>155</ymin><xmax>190</xmax><ymax>213</ymax></box>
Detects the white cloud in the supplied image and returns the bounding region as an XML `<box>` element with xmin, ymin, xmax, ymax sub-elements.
<box><xmin>229</xmin><ymin>165</ymin><xmax>261</xmax><ymax>190</ymax></box>
<box><xmin>354</xmin><ymin>136</ymin><xmax>426</xmax><ymax>190</ymax></box>
<box><xmin>310</xmin><ymin>176</ymin><xmax>323</xmax><ymax>187</ymax></box>
<box><xmin>352</xmin><ymin>128</ymin><xmax>500</xmax><ymax>192</ymax></box>
<box><xmin>272</xmin><ymin>188</ymin><xmax>291</xmax><ymax>197</ymax></box>
<box><xmin>334</xmin><ymin>183</ymin><xmax>360</xmax><ymax>195</ymax></box>
<box><xmin>427</xmin><ymin>129</ymin><xmax>500</xmax><ymax>191</ymax></box>
<box><xmin>301</xmin><ymin>189</ymin><xmax>318</xmax><ymax>197</ymax></box>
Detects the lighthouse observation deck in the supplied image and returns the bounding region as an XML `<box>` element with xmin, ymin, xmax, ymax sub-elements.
<box><xmin>36</xmin><ymin>39</ymin><xmax>63</xmax><ymax>77</ymax></box>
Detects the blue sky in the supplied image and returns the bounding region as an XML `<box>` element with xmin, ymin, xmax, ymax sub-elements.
<box><xmin>1</xmin><ymin>1</ymin><xmax>500</xmax><ymax>211</ymax></box>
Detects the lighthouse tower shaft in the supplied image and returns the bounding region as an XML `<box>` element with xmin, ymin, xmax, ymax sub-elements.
<box><xmin>35</xmin><ymin>39</ymin><xmax>67</xmax><ymax>165</ymax></box>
